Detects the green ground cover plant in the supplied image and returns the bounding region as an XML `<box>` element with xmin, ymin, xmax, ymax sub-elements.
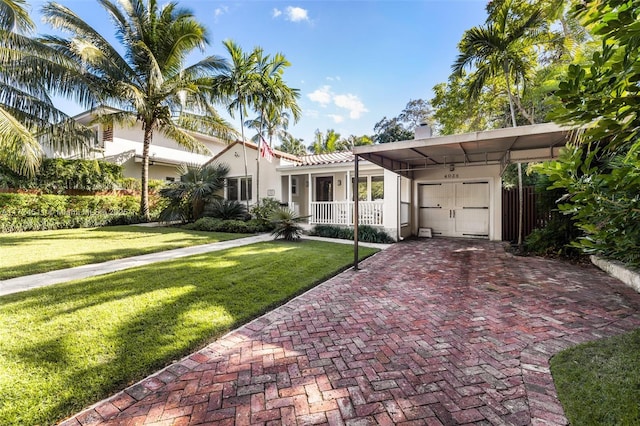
<box><xmin>0</xmin><ymin>240</ymin><xmax>377</xmax><ymax>425</ymax></box>
<box><xmin>0</xmin><ymin>226</ymin><xmax>246</xmax><ymax>280</ymax></box>
<box><xmin>550</xmin><ymin>328</ymin><xmax>640</xmax><ymax>425</ymax></box>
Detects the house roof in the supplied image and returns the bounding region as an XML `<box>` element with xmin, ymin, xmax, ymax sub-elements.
<box><xmin>352</xmin><ymin>122</ymin><xmax>576</xmax><ymax>178</ymax></box>
<box><xmin>296</xmin><ymin>151</ymin><xmax>354</xmax><ymax>166</ymax></box>
<box><xmin>206</xmin><ymin>140</ymin><xmax>302</xmax><ymax>165</ymax></box>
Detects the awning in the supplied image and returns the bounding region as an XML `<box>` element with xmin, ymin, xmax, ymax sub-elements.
<box><xmin>352</xmin><ymin>122</ymin><xmax>575</xmax><ymax>178</ymax></box>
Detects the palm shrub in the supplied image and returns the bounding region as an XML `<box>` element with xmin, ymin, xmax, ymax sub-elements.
<box><xmin>270</xmin><ymin>208</ymin><xmax>306</xmax><ymax>241</ymax></box>
<box><xmin>159</xmin><ymin>163</ymin><xmax>229</xmax><ymax>223</ymax></box>
<box><xmin>205</xmin><ymin>199</ymin><xmax>248</xmax><ymax>220</ymax></box>
<box><xmin>250</xmin><ymin>198</ymin><xmax>282</xmax><ymax>223</ymax></box>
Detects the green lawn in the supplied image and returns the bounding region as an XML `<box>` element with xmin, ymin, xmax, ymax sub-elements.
<box><xmin>0</xmin><ymin>240</ymin><xmax>377</xmax><ymax>425</ymax></box>
<box><xmin>550</xmin><ymin>328</ymin><xmax>640</xmax><ymax>425</ymax></box>
<box><xmin>0</xmin><ymin>225</ymin><xmax>248</xmax><ymax>280</ymax></box>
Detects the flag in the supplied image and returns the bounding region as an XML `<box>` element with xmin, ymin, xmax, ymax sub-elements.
<box><xmin>259</xmin><ymin>136</ymin><xmax>274</xmax><ymax>162</ymax></box>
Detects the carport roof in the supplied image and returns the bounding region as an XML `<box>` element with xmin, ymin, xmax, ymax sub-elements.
<box><xmin>352</xmin><ymin>122</ymin><xmax>575</xmax><ymax>178</ymax></box>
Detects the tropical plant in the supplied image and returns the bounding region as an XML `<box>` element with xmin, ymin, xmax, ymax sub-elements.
<box><xmin>0</xmin><ymin>0</ymin><xmax>91</xmax><ymax>177</ymax></box>
<box><xmin>159</xmin><ymin>162</ymin><xmax>229</xmax><ymax>223</ymax></box>
<box><xmin>250</xmin><ymin>197</ymin><xmax>282</xmax><ymax>223</ymax></box>
<box><xmin>308</xmin><ymin>129</ymin><xmax>348</xmax><ymax>154</ymax></box>
<box><xmin>276</xmin><ymin>134</ymin><xmax>306</xmax><ymax>155</ymax></box>
<box><xmin>205</xmin><ymin>199</ymin><xmax>247</xmax><ymax>220</ymax></box>
<box><xmin>41</xmin><ymin>0</ymin><xmax>236</xmax><ymax>221</ymax></box>
<box><xmin>534</xmin><ymin>0</ymin><xmax>640</xmax><ymax>268</ymax></box>
<box><xmin>270</xmin><ymin>208</ymin><xmax>306</xmax><ymax>241</ymax></box>
<box><xmin>373</xmin><ymin>99</ymin><xmax>432</xmax><ymax>143</ymax></box>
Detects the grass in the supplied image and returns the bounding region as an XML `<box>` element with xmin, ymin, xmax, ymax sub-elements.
<box><xmin>550</xmin><ymin>328</ymin><xmax>640</xmax><ymax>425</ymax></box>
<box><xmin>0</xmin><ymin>225</ymin><xmax>248</xmax><ymax>280</ymax></box>
<box><xmin>0</xmin><ymin>240</ymin><xmax>377</xmax><ymax>425</ymax></box>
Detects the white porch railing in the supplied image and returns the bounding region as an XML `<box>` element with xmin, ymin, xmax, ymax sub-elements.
<box><xmin>310</xmin><ymin>201</ymin><xmax>384</xmax><ymax>226</ymax></box>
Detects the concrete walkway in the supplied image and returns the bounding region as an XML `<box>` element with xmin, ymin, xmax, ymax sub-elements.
<box><xmin>60</xmin><ymin>238</ymin><xmax>640</xmax><ymax>426</ymax></box>
<box><xmin>0</xmin><ymin>235</ymin><xmax>388</xmax><ymax>297</ymax></box>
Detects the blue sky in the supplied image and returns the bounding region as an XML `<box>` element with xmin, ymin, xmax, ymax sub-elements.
<box><xmin>29</xmin><ymin>0</ymin><xmax>489</xmax><ymax>145</ymax></box>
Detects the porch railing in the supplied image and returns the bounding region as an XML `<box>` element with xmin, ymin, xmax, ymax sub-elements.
<box><xmin>310</xmin><ymin>201</ymin><xmax>384</xmax><ymax>226</ymax></box>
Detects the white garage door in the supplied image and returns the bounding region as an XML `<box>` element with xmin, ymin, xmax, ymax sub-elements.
<box><xmin>419</xmin><ymin>181</ymin><xmax>490</xmax><ymax>238</ymax></box>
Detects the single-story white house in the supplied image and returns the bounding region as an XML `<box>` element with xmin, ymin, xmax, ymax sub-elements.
<box><xmin>210</xmin><ymin>122</ymin><xmax>573</xmax><ymax>243</ymax></box>
<box><xmin>45</xmin><ymin>107</ymin><xmax>230</xmax><ymax>182</ymax></box>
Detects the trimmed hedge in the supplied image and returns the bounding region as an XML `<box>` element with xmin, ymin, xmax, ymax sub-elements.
<box><xmin>310</xmin><ymin>224</ymin><xmax>394</xmax><ymax>244</ymax></box>
<box><xmin>184</xmin><ymin>217</ymin><xmax>273</xmax><ymax>234</ymax></box>
<box><xmin>0</xmin><ymin>193</ymin><xmax>162</xmax><ymax>233</ymax></box>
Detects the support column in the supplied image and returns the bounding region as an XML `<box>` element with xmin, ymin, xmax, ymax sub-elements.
<box><xmin>346</xmin><ymin>170</ymin><xmax>351</xmax><ymax>225</ymax></box>
<box><xmin>288</xmin><ymin>175</ymin><xmax>293</xmax><ymax>209</ymax></box>
<box><xmin>308</xmin><ymin>173</ymin><xmax>312</xmax><ymax>224</ymax></box>
<box><xmin>354</xmin><ymin>155</ymin><xmax>360</xmax><ymax>271</ymax></box>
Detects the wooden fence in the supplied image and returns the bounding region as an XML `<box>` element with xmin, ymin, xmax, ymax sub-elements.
<box><xmin>502</xmin><ymin>186</ymin><xmax>550</xmax><ymax>242</ymax></box>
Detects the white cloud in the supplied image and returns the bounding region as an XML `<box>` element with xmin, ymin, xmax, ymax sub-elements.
<box><xmin>334</xmin><ymin>94</ymin><xmax>368</xmax><ymax>119</ymax></box>
<box><xmin>326</xmin><ymin>76</ymin><xmax>341</xmax><ymax>82</ymax></box>
<box><xmin>286</xmin><ymin>6</ymin><xmax>309</xmax><ymax>22</ymax></box>
<box><xmin>328</xmin><ymin>114</ymin><xmax>344</xmax><ymax>123</ymax></box>
<box><xmin>272</xmin><ymin>8</ymin><xmax>282</xmax><ymax>18</ymax></box>
<box><xmin>306</xmin><ymin>109</ymin><xmax>319</xmax><ymax>118</ymax></box>
<box><xmin>308</xmin><ymin>86</ymin><xmax>332</xmax><ymax>107</ymax></box>
<box><xmin>214</xmin><ymin>5</ymin><xmax>228</xmax><ymax>20</ymax></box>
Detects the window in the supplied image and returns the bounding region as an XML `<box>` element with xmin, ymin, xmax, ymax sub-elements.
<box><xmin>371</xmin><ymin>176</ymin><xmax>384</xmax><ymax>200</ymax></box>
<box><xmin>291</xmin><ymin>177</ymin><xmax>298</xmax><ymax>196</ymax></box>
<box><xmin>227</xmin><ymin>177</ymin><xmax>252</xmax><ymax>201</ymax></box>
<box><xmin>166</xmin><ymin>177</ymin><xmax>175</xmax><ymax>183</ymax></box>
<box><xmin>352</xmin><ymin>176</ymin><xmax>384</xmax><ymax>201</ymax></box>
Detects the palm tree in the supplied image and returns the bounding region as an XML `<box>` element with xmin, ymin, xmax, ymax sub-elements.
<box><xmin>213</xmin><ymin>40</ymin><xmax>261</xmax><ymax>209</ymax></box>
<box><xmin>452</xmin><ymin>0</ymin><xmax>545</xmax><ymax>245</ymax></box>
<box><xmin>41</xmin><ymin>0</ymin><xmax>236</xmax><ymax>220</ymax></box>
<box><xmin>452</xmin><ymin>0</ymin><xmax>545</xmax><ymax>127</ymax></box>
<box><xmin>159</xmin><ymin>162</ymin><xmax>230</xmax><ymax>222</ymax></box>
<box><xmin>0</xmin><ymin>0</ymin><xmax>91</xmax><ymax>177</ymax></box>
<box><xmin>277</xmin><ymin>134</ymin><xmax>306</xmax><ymax>156</ymax></box>
<box><xmin>308</xmin><ymin>129</ymin><xmax>348</xmax><ymax>154</ymax></box>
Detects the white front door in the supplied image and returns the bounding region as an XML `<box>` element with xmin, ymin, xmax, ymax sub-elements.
<box><xmin>419</xmin><ymin>181</ymin><xmax>490</xmax><ymax>238</ymax></box>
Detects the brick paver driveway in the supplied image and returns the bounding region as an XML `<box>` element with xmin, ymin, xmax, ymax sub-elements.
<box><xmin>64</xmin><ymin>239</ymin><xmax>640</xmax><ymax>426</ymax></box>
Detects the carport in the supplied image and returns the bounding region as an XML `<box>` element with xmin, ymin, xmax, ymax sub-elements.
<box><xmin>351</xmin><ymin>122</ymin><xmax>575</xmax><ymax>268</ymax></box>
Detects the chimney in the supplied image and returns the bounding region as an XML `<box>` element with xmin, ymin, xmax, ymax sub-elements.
<box><xmin>414</xmin><ymin>122</ymin><xmax>432</xmax><ymax>139</ymax></box>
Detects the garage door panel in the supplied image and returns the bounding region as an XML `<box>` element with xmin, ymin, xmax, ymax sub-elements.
<box><xmin>454</xmin><ymin>208</ymin><xmax>489</xmax><ymax>237</ymax></box>
<box><xmin>457</xmin><ymin>182</ymin><xmax>489</xmax><ymax>208</ymax></box>
<box><xmin>419</xmin><ymin>208</ymin><xmax>450</xmax><ymax>236</ymax></box>
<box><xmin>419</xmin><ymin>184</ymin><xmax>451</xmax><ymax>208</ymax></box>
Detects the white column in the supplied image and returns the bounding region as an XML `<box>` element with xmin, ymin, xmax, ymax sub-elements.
<box><xmin>346</xmin><ymin>169</ymin><xmax>351</xmax><ymax>225</ymax></box>
<box><xmin>308</xmin><ymin>173</ymin><xmax>312</xmax><ymax>223</ymax></box>
<box><xmin>288</xmin><ymin>175</ymin><xmax>293</xmax><ymax>209</ymax></box>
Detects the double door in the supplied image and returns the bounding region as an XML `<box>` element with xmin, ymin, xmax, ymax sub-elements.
<box><xmin>418</xmin><ymin>181</ymin><xmax>489</xmax><ymax>238</ymax></box>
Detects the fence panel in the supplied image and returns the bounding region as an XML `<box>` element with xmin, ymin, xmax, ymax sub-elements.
<box><xmin>502</xmin><ymin>186</ymin><xmax>550</xmax><ymax>242</ymax></box>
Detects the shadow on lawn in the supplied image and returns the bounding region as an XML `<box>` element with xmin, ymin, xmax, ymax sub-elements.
<box><xmin>0</xmin><ymin>241</ymin><xmax>356</xmax><ymax>425</ymax></box>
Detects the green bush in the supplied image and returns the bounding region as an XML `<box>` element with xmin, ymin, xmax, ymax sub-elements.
<box><xmin>0</xmin><ymin>159</ymin><xmax>124</xmax><ymax>193</ymax></box>
<box><xmin>270</xmin><ymin>208</ymin><xmax>306</xmax><ymax>241</ymax></box>
<box><xmin>204</xmin><ymin>199</ymin><xmax>248</xmax><ymax>220</ymax></box>
<box><xmin>250</xmin><ymin>198</ymin><xmax>283</xmax><ymax>223</ymax></box>
<box><xmin>310</xmin><ymin>224</ymin><xmax>394</xmax><ymax>244</ymax></box>
<box><xmin>0</xmin><ymin>193</ymin><xmax>161</xmax><ymax>233</ymax></box>
<box><xmin>188</xmin><ymin>217</ymin><xmax>272</xmax><ymax>234</ymax></box>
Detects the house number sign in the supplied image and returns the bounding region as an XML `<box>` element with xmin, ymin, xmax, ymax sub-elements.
<box><xmin>444</xmin><ymin>173</ymin><xmax>459</xmax><ymax>179</ymax></box>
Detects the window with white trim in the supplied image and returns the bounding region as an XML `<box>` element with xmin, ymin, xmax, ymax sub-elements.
<box><xmin>227</xmin><ymin>177</ymin><xmax>252</xmax><ymax>201</ymax></box>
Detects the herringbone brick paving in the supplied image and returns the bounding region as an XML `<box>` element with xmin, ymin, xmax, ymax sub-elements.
<box><xmin>62</xmin><ymin>238</ymin><xmax>640</xmax><ymax>425</ymax></box>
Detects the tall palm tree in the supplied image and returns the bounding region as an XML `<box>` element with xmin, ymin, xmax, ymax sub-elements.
<box><xmin>250</xmin><ymin>49</ymin><xmax>300</xmax><ymax>200</ymax></box>
<box><xmin>0</xmin><ymin>0</ymin><xmax>91</xmax><ymax>177</ymax></box>
<box><xmin>213</xmin><ymin>40</ymin><xmax>260</xmax><ymax>209</ymax></box>
<box><xmin>42</xmin><ymin>0</ymin><xmax>236</xmax><ymax>220</ymax></box>
<box><xmin>452</xmin><ymin>0</ymin><xmax>545</xmax><ymax>246</ymax></box>
<box><xmin>452</xmin><ymin>0</ymin><xmax>545</xmax><ymax>127</ymax></box>
<box><xmin>277</xmin><ymin>134</ymin><xmax>306</xmax><ymax>156</ymax></box>
<box><xmin>309</xmin><ymin>129</ymin><xmax>347</xmax><ymax>154</ymax></box>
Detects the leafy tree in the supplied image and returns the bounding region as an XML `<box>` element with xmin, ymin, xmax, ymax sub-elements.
<box><xmin>159</xmin><ymin>162</ymin><xmax>230</xmax><ymax>222</ymax></box>
<box><xmin>536</xmin><ymin>0</ymin><xmax>640</xmax><ymax>267</ymax></box>
<box><xmin>346</xmin><ymin>134</ymin><xmax>373</xmax><ymax>148</ymax></box>
<box><xmin>373</xmin><ymin>99</ymin><xmax>431</xmax><ymax>143</ymax></box>
<box><xmin>276</xmin><ymin>134</ymin><xmax>306</xmax><ymax>155</ymax></box>
<box><xmin>42</xmin><ymin>0</ymin><xmax>236</xmax><ymax>221</ymax></box>
<box><xmin>0</xmin><ymin>0</ymin><xmax>91</xmax><ymax>177</ymax></box>
<box><xmin>308</xmin><ymin>129</ymin><xmax>349</xmax><ymax>154</ymax></box>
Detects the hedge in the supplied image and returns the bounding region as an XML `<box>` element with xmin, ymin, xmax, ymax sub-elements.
<box><xmin>310</xmin><ymin>224</ymin><xmax>395</xmax><ymax>244</ymax></box>
<box><xmin>0</xmin><ymin>193</ymin><xmax>162</xmax><ymax>233</ymax></box>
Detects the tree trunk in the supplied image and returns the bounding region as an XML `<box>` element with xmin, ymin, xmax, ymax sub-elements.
<box><xmin>504</xmin><ymin>60</ymin><xmax>524</xmax><ymax>246</ymax></box>
<box><xmin>140</xmin><ymin>124</ymin><xmax>153</xmax><ymax>222</ymax></box>
<box><xmin>239</xmin><ymin>106</ymin><xmax>250</xmax><ymax>210</ymax></box>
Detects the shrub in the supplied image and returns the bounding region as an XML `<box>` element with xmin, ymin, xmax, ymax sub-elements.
<box><xmin>310</xmin><ymin>224</ymin><xmax>394</xmax><ymax>244</ymax></box>
<box><xmin>270</xmin><ymin>208</ymin><xmax>306</xmax><ymax>241</ymax></box>
<box><xmin>205</xmin><ymin>199</ymin><xmax>248</xmax><ymax>220</ymax></box>
<box><xmin>250</xmin><ymin>198</ymin><xmax>282</xmax><ymax>223</ymax></box>
<box><xmin>188</xmin><ymin>217</ymin><xmax>270</xmax><ymax>234</ymax></box>
<box><xmin>0</xmin><ymin>193</ymin><xmax>157</xmax><ymax>233</ymax></box>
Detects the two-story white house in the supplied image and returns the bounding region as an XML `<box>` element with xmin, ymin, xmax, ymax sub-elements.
<box><xmin>45</xmin><ymin>107</ymin><xmax>230</xmax><ymax>182</ymax></box>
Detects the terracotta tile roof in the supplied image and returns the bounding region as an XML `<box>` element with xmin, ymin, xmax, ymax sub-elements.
<box><xmin>297</xmin><ymin>151</ymin><xmax>354</xmax><ymax>166</ymax></box>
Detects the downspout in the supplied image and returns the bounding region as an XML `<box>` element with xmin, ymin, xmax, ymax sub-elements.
<box><xmin>354</xmin><ymin>155</ymin><xmax>360</xmax><ymax>271</ymax></box>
